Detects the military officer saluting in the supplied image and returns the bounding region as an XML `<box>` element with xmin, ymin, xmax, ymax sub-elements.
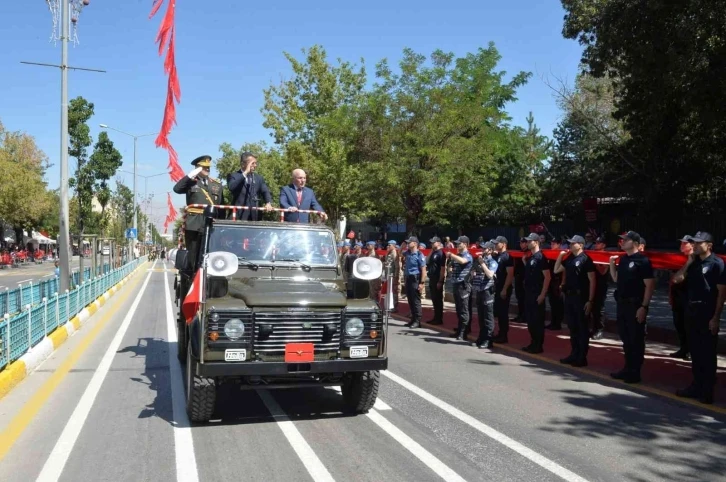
<box><xmin>173</xmin><ymin>155</ymin><xmax>224</xmax><ymax>270</ymax></box>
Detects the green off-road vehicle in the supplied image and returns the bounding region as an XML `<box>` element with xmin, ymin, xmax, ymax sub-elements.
<box><xmin>172</xmin><ymin>206</ymin><xmax>390</xmax><ymax>423</ymax></box>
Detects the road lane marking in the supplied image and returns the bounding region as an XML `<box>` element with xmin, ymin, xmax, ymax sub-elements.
<box><xmin>163</xmin><ymin>266</ymin><xmax>199</xmax><ymax>482</ymax></box>
<box><xmin>382</xmin><ymin>371</ymin><xmax>590</xmax><ymax>482</ymax></box>
<box><xmin>257</xmin><ymin>390</ymin><xmax>335</xmax><ymax>482</ymax></box>
<box><xmin>366</xmin><ymin>409</ymin><xmax>466</xmax><ymax>482</ymax></box>
<box><xmin>325</xmin><ymin>386</ymin><xmax>392</xmax><ymax>411</ymax></box>
<box><xmin>0</xmin><ymin>266</ymin><xmax>147</xmax><ymax>461</ymax></box>
<box><xmin>35</xmin><ymin>263</ymin><xmax>155</xmax><ymax>482</ymax></box>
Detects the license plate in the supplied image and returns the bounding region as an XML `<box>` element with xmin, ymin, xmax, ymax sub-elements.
<box><xmin>350</xmin><ymin>346</ymin><xmax>368</xmax><ymax>358</ymax></box>
<box><xmin>224</xmin><ymin>349</ymin><xmax>247</xmax><ymax>362</ymax></box>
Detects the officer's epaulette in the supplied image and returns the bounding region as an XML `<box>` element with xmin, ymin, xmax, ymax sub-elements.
<box><xmin>207</xmin><ymin>176</ymin><xmax>220</xmax><ymax>184</ymax></box>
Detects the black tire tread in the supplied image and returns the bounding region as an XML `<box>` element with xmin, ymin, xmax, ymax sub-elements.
<box><xmin>342</xmin><ymin>370</ymin><xmax>380</xmax><ymax>414</ymax></box>
<box><xmin>186</xmin><ymin>341</ymin><xmax>216</xmax><ymax>423</ymax></box>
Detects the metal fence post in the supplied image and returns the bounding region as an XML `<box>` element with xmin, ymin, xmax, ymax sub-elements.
<box><xmin>4</xmin><ymin>313</ymin><xmax>10</xmax><ymax>363</ymax></box>
<box><xmin>43</xmin><ymin>297</ymin><xmax>47</xmax><ymax>337</ymax></box>
<box><xmin>26</xmin><ymin>304</ymin><xmax>31</xmax><ymax>350</ymax></box>
<box><xmin>65</xmin><ymin>289</ymin><xmax>69</xmax><ymax>324</ymax></box>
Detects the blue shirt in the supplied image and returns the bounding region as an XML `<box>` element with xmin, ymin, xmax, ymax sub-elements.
<box><xmin>451</xmin><ymin>251</ymin><xmax>473</xmax><ymax>283</ymax></box>
<box><xmin>473</xmin><ymin>255</ymin><xmax>498</xmax><ymax>291</ymax></box>
<box><xmin>404</xmin><ymin>250</ymin><xmax>426</xmax><ymax>276</ymax></box>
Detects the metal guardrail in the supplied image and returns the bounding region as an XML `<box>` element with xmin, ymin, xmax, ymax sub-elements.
<box><xmin>0</xmin><ymin>257</ymin><xmax>146</xmax><ymax>371</ymax></box>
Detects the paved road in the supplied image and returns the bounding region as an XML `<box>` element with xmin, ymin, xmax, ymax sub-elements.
<box><xmin>1</xmin><ymin>260</ymin><xmax>724</xmax><ymax>482</ymax></box>
<box><xmin>0</xmin><ymin>256</ymin><xmax>115</xmax><ymax>287</ymax></box>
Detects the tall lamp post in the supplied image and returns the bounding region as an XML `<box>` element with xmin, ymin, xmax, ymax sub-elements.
<box><xmin>99</xmin><ymin>125</ymin><xmax>157</xmax><ymax>259</ymax></box>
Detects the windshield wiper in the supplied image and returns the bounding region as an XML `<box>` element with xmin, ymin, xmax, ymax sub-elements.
<box><xmin>277</xmin><ymin>258</ymin><xmax>312</xmax><ymax>272</ymax></box>
<box><xmin>237</xmin><ymin>257</ymin><xmax>259</xmax><ymax>271</ymax></box>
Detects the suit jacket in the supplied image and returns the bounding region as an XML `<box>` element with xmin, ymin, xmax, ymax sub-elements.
<box><xmin>279</xmin><ymin>184</ymin><xmax>324</xmax><ymax>223</ymax></box>
<box><xmin>227</xmin><ymin>171</ymin><xmax>272</xmax><ymax>221</ymax></box>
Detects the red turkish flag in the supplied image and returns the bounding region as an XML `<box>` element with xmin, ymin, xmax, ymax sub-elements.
<box><xmin>182</xmin><ymin>268</ymin><xmax>204</xmax><ymax>324</ymax></box>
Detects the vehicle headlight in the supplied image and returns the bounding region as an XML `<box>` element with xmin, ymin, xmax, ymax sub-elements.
<box><xmin>345</xmin><ymin>318</ymin><xmax>364</xmax><ymax>337</ymax></box>
<box><xmin>224</xmin><ymin>319</ymin><xmax>245</xmax><ymax>340</ymax></box>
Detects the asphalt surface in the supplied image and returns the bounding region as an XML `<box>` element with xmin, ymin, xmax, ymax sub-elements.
<box><xmin>1</xmin><ymin>259</ymin><xmax>725</xmax><ymax>482</ymax></box>
<box><xmin>0</xmin><ymin>255</ymin><xmax>114</xmax><ymax>288</ymax></box>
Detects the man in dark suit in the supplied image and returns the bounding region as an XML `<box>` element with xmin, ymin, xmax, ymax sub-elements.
<box><xmin>280</xmin><ymin>169</ymin><xmax>328</xmax><ymax>223</ymax></box>
<box><xmin>227</xmin><ymin>151</ymin><xmax>273</xmax><ymax>221</ymax></box>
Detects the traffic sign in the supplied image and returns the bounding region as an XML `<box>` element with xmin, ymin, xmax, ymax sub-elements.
<box><xmin>125</xmin><ymin>228</ymin><xmax>138</xmax><ymax>239</ymax></box>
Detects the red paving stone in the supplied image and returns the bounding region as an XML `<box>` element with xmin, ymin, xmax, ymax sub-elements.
<box><xmin>388</xmin><ymin>298</ymin><xmax>726</xmax><ymax>411</ymax></box>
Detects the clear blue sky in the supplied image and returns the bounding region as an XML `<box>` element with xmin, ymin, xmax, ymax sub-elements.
<box><xmin>1</xmin><ymin>0</ymin><xmax>583</xmax><ymax>231</ymax></box>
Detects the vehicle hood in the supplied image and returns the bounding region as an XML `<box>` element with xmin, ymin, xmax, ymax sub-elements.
<box><xmin>227</xmin><ymin>278</ymin><xmax>347</xmax><ymax>307</ymax></box>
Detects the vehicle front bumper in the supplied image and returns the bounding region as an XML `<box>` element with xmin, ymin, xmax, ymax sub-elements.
<box><xmin>195</xmin><ymin>357</ymin><xmax>388</xmax><ymax>377</ymax></box>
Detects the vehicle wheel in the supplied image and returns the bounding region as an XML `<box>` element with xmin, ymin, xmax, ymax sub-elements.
<box><xmin>185</xmin><ymin>340</ymin><xmax>216</xmax><ymax>423</ymax></box>
<box><xmin>341</xmin><ymin>370</ymin><xmax>380</xmax><ymax>414</ymax></box>
<box><xmin>177</xmin><ymin>319</ymin><xmax>187</xmax><ymax>362</ymax></box>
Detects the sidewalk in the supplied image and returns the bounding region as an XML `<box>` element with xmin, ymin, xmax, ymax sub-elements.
<box><xmin>391</xmin><ymin>297</ymin><xmax>726</xmax><ymax>411</ymax></box>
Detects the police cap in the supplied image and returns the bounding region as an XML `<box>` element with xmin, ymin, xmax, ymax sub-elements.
<box><xmin>191</xmin><ymin>155</ymin><xmax>212</xmax><ymax>168</ymax></box>
<box><xmin>691</xmin><ymin>231</ymin><xmax>714</xmax><ymax>243</ymax></box>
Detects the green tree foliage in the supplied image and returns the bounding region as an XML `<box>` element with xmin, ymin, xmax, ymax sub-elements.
<box><xmin>561</xmin><ymin>0</ymin><xmax>726</xmax><ymax>218</ymax></box>
<box><xmin>0</xmin><ymin>120</ymin><xmax>53</xmax><ymax>241</ymax></box>
<box><xmin>68</xmin><ymin>97</ymin><xmax>123</xmax><ymax>236</ymax></box>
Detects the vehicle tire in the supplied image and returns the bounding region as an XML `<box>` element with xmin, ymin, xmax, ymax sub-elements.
<box><xmin>341</xmin><ymin>370</ymin><xmax>380</xmax><ymax>414</ymax></box>
<box><xmin>185</xmin><ymin>340</ymin><xmax>216</xmax><ymax>423</ymax></box>
<box><xmin>177</xmin><ymin>319</ymin><xmax>187</xmax><ymax>362</ymax></box>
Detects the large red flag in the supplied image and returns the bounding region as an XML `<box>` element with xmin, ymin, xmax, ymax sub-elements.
<box><xmin>182</xmin><ymin>268</ymin><xmax>204</xmax><ymax>324</ymax></box>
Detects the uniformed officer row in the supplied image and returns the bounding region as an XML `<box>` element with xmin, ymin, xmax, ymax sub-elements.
<box><xmin>173</xmin><ymin>153</ymin><xmax>328</xmax><ymax>270</ymax></box>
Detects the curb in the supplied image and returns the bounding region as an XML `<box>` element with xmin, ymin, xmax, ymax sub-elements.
<box><xmin>0</xmin><ymin>262</ymin><xmax>146</xmax><ymax>400</ymax></box>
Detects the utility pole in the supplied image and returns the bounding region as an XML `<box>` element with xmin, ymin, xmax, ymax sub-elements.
<box><xmin>21</xmin><ymin>0</ymin><xmax>105</xmax><ymax>293</ymax></box>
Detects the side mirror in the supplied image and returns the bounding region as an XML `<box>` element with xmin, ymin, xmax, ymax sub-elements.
<box><xmin>175</xmin><ymin>249</ymin><xmax>190</xmax><ymax>271</ymax></box>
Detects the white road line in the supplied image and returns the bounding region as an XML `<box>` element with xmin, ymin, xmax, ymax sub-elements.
<box><xmin>257</xmin><ymin>390</ymin><xmax>335</xmax><ymax>482</ymax></box>
<box><xmin>325</xmin><ymin>386</ymin><xmax>392</xmax><ymax>411</ymax></box>
<box><xmin>163</xmin><ymin>266</ymin><xmax>200</xmax><ymax>482</ymax></box>
<box><xmin>35</xmin><ymin>263</ymin><xmax>154</xmax><ymax>482</ymax></box>
<box><xmin>382</xmin><ymin>371</ymin><xmax>589</xmax><ymax>482</ymax></box>
<box><xmin>367</xmin><ymin>409</ymin><xmax>466</xmax><ymax>482</ymax></box>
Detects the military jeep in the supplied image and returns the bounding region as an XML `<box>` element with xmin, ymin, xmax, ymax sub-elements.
<box><xmin>173</xmin><ymin>206</ymin><xmax>390</xmax><ymax>423</ymax></box>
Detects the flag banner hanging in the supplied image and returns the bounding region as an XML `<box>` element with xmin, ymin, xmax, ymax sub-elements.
<box><xmin>181</xmin><ymin>267</ymin><xmax>203</xmax><ymax>324</ymax></box>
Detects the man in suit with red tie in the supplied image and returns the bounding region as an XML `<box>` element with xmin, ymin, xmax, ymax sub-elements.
<box><xmin>280</xmin><ymin>169</ymin><xmax>329</xmax><ymax>223</ymax></box>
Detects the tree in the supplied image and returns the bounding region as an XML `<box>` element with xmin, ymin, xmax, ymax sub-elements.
<box><xmin>561</xmin><ymin>0</ymin><xmax>726</xmax><ymax>219</ymax></box>
<box><xmin>365</xmin><ymin>44</ymin><xmax>535</xmax><ymax>233</ymax></box>
<box><xmin>68</xmin><ymin>97</ymin><xmax>123</xmax><ymax>237</ymax></box>
<box><xmin>0</xmin><ymin>120</ymin><xmax>53</xmax><ymax>242</ymax></box>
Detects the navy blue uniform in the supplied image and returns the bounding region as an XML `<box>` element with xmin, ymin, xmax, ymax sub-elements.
<box><xmin>427</xmin><ymin>249</ymin><xmax>445</xmax><ymax>324</ymax></box>
<box><xmin>524</xmin><ymin>251</ymin><xmax>549</xmax><ymax>351</ymax></box>
<box><xmin>451</xmin><ymin>251</ymin><xmax>473</xmax><ymax>337</ymax></box>
<box><xmin>474</xmin><ymin>255</ymin><xmax>498</xmax><ymax>346</ymax></box>
<box><xmin>493</xmin><ymin>251</ymin><xmax>513</xmax><ymax>337</ymax></box>
<box><xmin>685</xmin><ymin>254</ymin><xmax>724</xmax><ymax>399</ymax></box>
<box><xmin>562</xmin><ymin>253</ymin><xmax>595</xmax><ymax>363</ymax></box>
<box><xmin>615</xmin><ymin>253</ymin><xmax>654</xmax><ymax>379</ymax></box>
<box><xmin>403</xmin><ymin>250</ymin><xmax>426</xmax><ymax>326</ymax></box>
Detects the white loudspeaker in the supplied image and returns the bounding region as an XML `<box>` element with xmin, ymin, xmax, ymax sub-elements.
<box><xmin>352</xmin><ymin>257</ymin><xmax>383</xmax><ymax>280</ymax></box>
<box><xmin>206</xmin><ymin>251</ymin><xmax>239</xmax><ymax>277</ymax></box>
<box><xmin>168</xmin><ymin>249</ymin><xmax>177</xmax><ymax>263</ymax></box>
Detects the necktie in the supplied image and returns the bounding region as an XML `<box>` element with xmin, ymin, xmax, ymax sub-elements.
<box><xmin>296</xmin><ymin>188</ymin><xmax>302</xmax><ymax>205</ymax></box>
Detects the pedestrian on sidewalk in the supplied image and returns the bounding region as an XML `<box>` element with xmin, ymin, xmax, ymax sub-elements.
<box><xmin>609</xmin><ymin>231</ymin><xmax>655</xmax><ymax>384</ymax></box>
<box><xmin>474</xmin><ymin>241</ymin><xmax>498</xmax><ymax>349</ymax></box>
<box><xmin>402</xmin><ymin>237</ymin><xmax>427</xmax><ymax>329</ymax></box>
<box><xmin>426</xmin><ymin>237</ymin><xmax>446</xmax><ymax>325</ymax></box>
<box><xmin>669</xmin><ymin>235</ymin><xmax>693</xmax><ymax>360</ymax></box>
<box><xmin>492</xmin><ymin>236</ymin><xmax>514</xmax><ymax>343</ymax></box>
<box><xmin>446</xmin><ymin>236</ymin><xmax>473</xmax><ymax>341</ymax></box>
<box><xmin>522</xmin><ymin>233</ymin><xmax>551</xmax><ymax>354</ymax></box>
<box><xmin>673</xmin><ymin>232</ymin><xmax>724</xmax><ymax>405</ymax></box>
<box><xmin>555</xmin><ymin>236</ymin><xmax>596</xmax><ymax>367</ymax></box>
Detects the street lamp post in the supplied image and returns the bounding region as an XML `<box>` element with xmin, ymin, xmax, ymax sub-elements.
<box><xmin>99</xmin><ymin>125</ymin><xmax>157</xmax><ymax>259</ymax></box>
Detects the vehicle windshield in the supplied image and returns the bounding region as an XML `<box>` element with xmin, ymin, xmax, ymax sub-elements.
<box><xmin>208</xmin><ymin>224</ymin><xmax>338</xmax><ymax>267</ymax></box>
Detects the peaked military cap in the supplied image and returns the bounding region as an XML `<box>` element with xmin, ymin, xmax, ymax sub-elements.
<box><xmin>191</xmin><ymin>155</ymin><xmax>212</xmax><ymax>168</ymax></box>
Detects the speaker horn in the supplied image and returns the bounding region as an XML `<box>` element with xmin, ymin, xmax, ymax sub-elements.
<box><xmin>352</xmin><ymin>257</ymin><xmax>383</xmax><ymax>281</ymax></box>
<box><xmin>206</xmin><ymin>251</ymin><xmax>239</xmax><ymax>277</ymax></box>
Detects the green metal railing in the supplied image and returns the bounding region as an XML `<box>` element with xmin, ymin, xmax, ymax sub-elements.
<box><xmin>0</xmin><ymin>257</ymin><xmax>146</xmax><ymax>371</ymax></box>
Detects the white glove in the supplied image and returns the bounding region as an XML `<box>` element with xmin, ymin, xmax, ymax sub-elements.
<box><xmin>188</xmin><ymin>167</ymin><xmax>203</xmax><ymax>179</ymax></box>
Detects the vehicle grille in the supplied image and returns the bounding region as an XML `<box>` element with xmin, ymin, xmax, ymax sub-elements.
<box><xmin>253</xmin><ymin>311</ymin><xmax>342</xmax><ymax>361</ymax></box>
<box><xmin>207</xmin><ymin>310</ymin><xmax>253</xmax><ymax>345</ymax></box>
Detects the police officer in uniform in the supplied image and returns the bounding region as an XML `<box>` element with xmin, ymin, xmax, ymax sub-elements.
<box><xmin>513</xmin><ymin>237</ymin><xmax>528</xmax><ymax>323</ymax></box>
<box><xmin>546</xmin><ymin>238</ymin><xmax>565</xmax><ymax>330</ymax></box>
<box><xmin>669</xmin><ymin>235</ymin><xmax>693</xmax><ymax>360</ymax></box>
<box><xmin>492</xmin><ymin>236</ymin><xmax>514</xmax><ymax>343</ymax></box>
<box><xmin>474</xmin><ymin>241</ymin><xmax>498</xmax><ymax>349</ymax></box>
<box><xmin>522</xmin><ymin>233</ymin><xmax>551</xmax><ymax>353</ymax></box>
<box><xmin>173</xmin><ymin>155</ymin><xmax>224</xmax><ymax>270</ymax></box>
<box><xmin>426</xmin><ymin>237</ymin><xmax>446</xmax><ymax>325</ymax></box>
<box><xmin>609</xmin><ymin>231</ymin><xmax>655</xmax><ymax>384</ymax></box>
<box><xmin>447</xmin><ymin>236</ymin><xmax>473</xmax><ymax>341</ymax></box>
<box><xmin>555</xmin><ymin>235</ymin><xmax>596</xmax><ymax>366</ymax></box>
<box><xmin>366</xmin><ymin>241</ymin><xmax>383</xmax><ymax>304</ymax></box>
<box><xmin>402</xmin><ymin>237</ymin><xmax>427</xmax><ymax>328</ymax></box>
<box><xmin>673</xmin><ymin>232</ymin><xmax>724</xmax><ymax>404</ymax></box>
<box><xmin>590</xmin><ymin>236</ymin><xmax>609</xmax><ymax>339</ymax></box>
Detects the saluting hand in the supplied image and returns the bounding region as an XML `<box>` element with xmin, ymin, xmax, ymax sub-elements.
<box><xmin>188</xmin><ymin>167</ymin><xmax>203</xmax><ymax>179</ymax></box>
